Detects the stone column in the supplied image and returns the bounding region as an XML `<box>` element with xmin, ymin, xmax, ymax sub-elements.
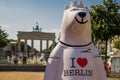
<box><xmin>24</xmin><ymin>39</ymin><xmax>27</xmax><ymax>52</ymax></box>
<box><xmin>46</xmin><ymin>40</ymin><xmax>49</xmax><ymax>52</ymax></box>
<box><xmin>31</xmin><ymin>39</ymin><xmax>34</xmax><ymax>50</ymax></box>
<box><xmin>17</xmin><ymin>38</ymin><xmax>21</xmax><ymax>52</ymax></box>
<box><xmin>40</xmin><ymin>40</ymin><xmax>42</xmax><ymax>53</ymax></box>
<box><xmin>53</xmin><ymin>40</ymin><xmax>55</xmax><ymax>47</ymax></box>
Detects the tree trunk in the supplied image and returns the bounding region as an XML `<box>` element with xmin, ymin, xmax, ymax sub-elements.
<box><xmin>105</xmin><ymin>40</ymin><xmax>108</xmax><ymax>65</ymax></box>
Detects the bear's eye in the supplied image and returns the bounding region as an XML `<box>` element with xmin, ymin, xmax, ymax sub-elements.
<box><xmin>71</xmin><ymin>8</ymin><xmax>79</xmax><ymax>11</ymax></box>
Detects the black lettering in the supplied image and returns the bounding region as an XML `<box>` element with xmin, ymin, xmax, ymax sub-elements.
<box><xmin>70</xmin><ymin>58</ymin><xmax>76</xmax><ymax>68</ymax></box>
<box><xmin>75</xmin><ymin>69</ymin><xmax>80</xmax><ymax>76</ymax></box>
<box><xmin>90</xmin><ymin>70</ymin><xmax>93</xmax><ymax>76</ymax></box>
<box><xmin>64</xmin><ymin>69</ymin><xmax>93</xmax><ymax>77</ymax></box>
<box><xmin>83</xmin><ymin>72</ymin><xmax>86</xmax><ymax>76</ymax></box>
<box><xmin>64</xmin><ymin>70</ymin><xmax>69</xmax><ymax>76</ymax></box>
<box><xmin>80</xmin><ymin>69</ymin><xmax>83</xmax><ymax>76</ymax></box>
<box><xmin>69</xmin><ymin>70</ymin><xmax>74</xmax><ymax>76</ymax></box>
<box><xmin>86</xmin><ymin>70</ymin><xmax>93</xmax><ymax>76</ymax></box>
<box><xmin>85</xmin><ymin>70</ymin><xmax>89</xmax><ymax>76</ymax></box>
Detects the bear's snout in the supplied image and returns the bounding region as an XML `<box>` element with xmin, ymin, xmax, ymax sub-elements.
<box><xmin>78</xmin><ymin>12</ymin><xmax>86</xmax><ymax>18</ymax></box>
<box><xmin>75</xmin><ymin>11</ymin><xmax>88</xmax><ymax>24</ymax></box>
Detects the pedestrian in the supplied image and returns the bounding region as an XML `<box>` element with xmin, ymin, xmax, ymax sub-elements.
<box><xmin>13</xmin><ymin>54</ymin><xmax>18</xmax><ymax>65</ymax></box>
<box><xmin>22</xmin><ymin>54</ymin><xmax>27</xmax><ymax>64</ymax></box>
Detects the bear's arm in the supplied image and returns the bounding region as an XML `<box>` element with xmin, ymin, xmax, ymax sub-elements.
<box><xmin>91</xmin><ymin>45</ymin><xmax>107</xmax><ymax>80</ymax></box>
<box><xmin>44</xmin><ymin>44</ymin><xmax>63</xmax><ymax>80</ymax></box>
<box><xmin>95</xmin><ymin>57</ymin><xmax>107</xmax><ymax>80</ymax></box>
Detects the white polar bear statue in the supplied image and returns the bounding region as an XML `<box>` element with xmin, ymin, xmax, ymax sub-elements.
<box><xmin>44</xmin><ymin>1</ymin><xmax>107</xmax><ymax>80</ymax></box>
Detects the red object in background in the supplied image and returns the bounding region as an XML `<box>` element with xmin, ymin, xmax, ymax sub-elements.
<box><xmin>105</xmin><ymin>65</ymin><xmax>111</xmax><ymax>71</ymax></box>
<box><xmin>33</xmin><ymin>50</ymin><xmax>37</xmax><ymax>55</ymax></box>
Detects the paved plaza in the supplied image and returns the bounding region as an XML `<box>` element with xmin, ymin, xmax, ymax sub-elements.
<box><xmin>0</xmin><ymin>72</ymin><xmax>119</xmax><ymax>80</ymax></box>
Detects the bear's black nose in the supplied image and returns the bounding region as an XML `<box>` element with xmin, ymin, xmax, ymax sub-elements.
<box><xmin>78</xmin><ymin>12</ymin><xmax>86</xmax><ymax>18</ymax></box>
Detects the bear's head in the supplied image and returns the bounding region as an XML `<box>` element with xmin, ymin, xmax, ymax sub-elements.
<box><xmin>60</xmin><ymin>1</ymin><xmax>92</xmax><ymax>46</ymax></box>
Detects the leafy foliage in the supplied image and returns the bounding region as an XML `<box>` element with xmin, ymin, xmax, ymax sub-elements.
<box><xmin>91</xmin><ymin>0</ymin><xmax>120</xmax><ymax>63</ymax></box>
<box><xmin>42</xmin><ymin>42</ymin><xmax>57</xmax><ymax>53</ymax></box>
<box><xmin>91</xmin><ymin>0</ymin><xmax>120</xmax><ymax>42</ymax></box>
<box><xmin>0</xmin><ymin>26</ymin><xmax>9</xmax><ymax>48</ymax></box>
<box><xmin>20</xmin><ymin>42</ymin><xmax>32</xmax><ymax>52</ymax></box>
<box><xmin>114</xmin><ymin>40</ymin><xmax>120</xmax><ymax>50</ymax></box>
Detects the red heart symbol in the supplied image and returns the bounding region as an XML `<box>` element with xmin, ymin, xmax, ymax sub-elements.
<box><xmin>77</xmin><ymin>58</ymin><xmax>88</xmax><ymax>68</ymax></box>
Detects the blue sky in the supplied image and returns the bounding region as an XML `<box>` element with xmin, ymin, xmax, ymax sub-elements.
<box><xmin>0</xmin><ymin>0</ymin><xmax>104</xmax><ymax>39</ymax></box>
<box><xmin>0</xmin><ymin>0</ymin><xmax>120</xmax><ymax>50</ymax></box>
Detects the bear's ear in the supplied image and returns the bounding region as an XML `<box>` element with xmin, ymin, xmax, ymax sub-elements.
<box><xmin>70</xmin><ymin>1</ymin><xmax>78</xmax><ymax>7</ymax></box>
<box><xmin>85</xmin><ymin>6</ymin><xmax>90</xmax><ymax>11</ymax></box>
<box><xmin>78</xmin><ymin>1</ymin><xmax>84</xmax><ymax>8</ymax></box>
<box><xmin>64</xmin><ymin>5</ymin><xmax>70</xmax><ymax>10</ymax></box>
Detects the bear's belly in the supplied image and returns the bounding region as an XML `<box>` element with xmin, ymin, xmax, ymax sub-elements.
<box><xmin>61</xmin><ymin>48</ymin><xmax>98</xmax><ymax>80</ymax></box>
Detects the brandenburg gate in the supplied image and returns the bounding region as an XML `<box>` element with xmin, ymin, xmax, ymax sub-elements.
<box><xmin>17</xmin><ymin>23</ymin><xmax>55</xmax><ymax>52</ymax></box>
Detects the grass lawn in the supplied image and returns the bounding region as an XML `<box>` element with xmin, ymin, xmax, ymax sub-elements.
<box><xmin>0</xmin><ymin>72</ymin><xmax>119</xmax><ymax>80</ymax></box>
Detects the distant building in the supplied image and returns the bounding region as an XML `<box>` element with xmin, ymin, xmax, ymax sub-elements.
<box><xmin>3</xmin><ymin>42</ymin><xmax>17</xmax><ymax>52</ymax></box>
<box><xmin>111</xmin><ymin>57</ymin><xmax>120</xmax><ymax>73</ymax></box>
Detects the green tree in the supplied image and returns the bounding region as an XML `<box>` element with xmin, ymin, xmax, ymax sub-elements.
<box><xmin>0</xmin><ymin>26</ymin><xmax>9</xmax><ymax>49</ymax></box>
<box><xmin>113</xmin><ymin>36</ymin><xmax>120</xmax><ymax>50</ymax></box>
<box><xmin>42</xmin><ymin>42</ymin><xmax>57</xmax><ymax>53</ymax></box>
<box><xmin>114</xmin><ymin>40</ymin><xmax>120</xmax><ymax>50</ymax></box>
<box><xmin>18</xmin><ymin>41</ymin><xmax>32</xmax><ymax>52</ymax></box>
<box><xmin>91</xmin><ymin>0</ymin><xmax>120</xmax><ymax>63</ymax></box>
